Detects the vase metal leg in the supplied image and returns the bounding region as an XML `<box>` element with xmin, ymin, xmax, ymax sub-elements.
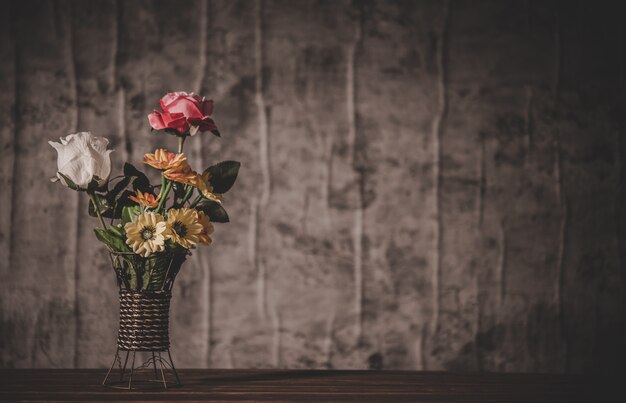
<box><xmin>166</xmin><ymin>349</ymin><xmax>182</xmax><ymax>386</ymax></box>
<box><xmin>157</xmin><ymin>352</ymin><xmax>168</xmax><ymax>389</ymax></box>
<box><xmin>127</xmin><ymin>351</ymin><xmax>137</xmax><ymax>390</ymax></box>
<box><xmin>102</xmin><ymin>348</ymin><xmax>181</xmax><ymax>389</ymax></box>
<box><xmin>101</xmin><ymin>347</ymin><xmax>119</xmax><ymax>386</ymax></box>
<box><xmin>151</xmin><ymin>352</ymin><xmax>158</xmax><ymax>380</ymax></box>
<box><xmin>119</xmin><ymin>350</ymin><xmax>130</xmax><ymax>382</ymax></box>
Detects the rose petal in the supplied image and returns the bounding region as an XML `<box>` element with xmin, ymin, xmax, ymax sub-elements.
<box><xmin>148</xmin><ymin>110</ymin><xmax>166</xmax><ymax>130</ymax></box>
<box><xmin>200</xmin><ymin>99</ymin><xmax>213</xmax><ymax>116</ymax></box>
<box><xmin>159</xmin><ymin>92</ymin><xmax>186</xmax><ymax>109</ymax></box>
<box><xmin>187</xmin><ymin>93</ymin><xmax>203</xmax><ymax>103</ymax></box>
<box><xmin>197</xmin><ymin>116</ymin><xmax>218</xmax><ymax>133</ymax></box>
<box><xmin>161</xmin><ymin>111</ymin><xmax>185</xmax><ymax>126</ymax></box>
<box><xmin>50</xmin><ymin>132</ymin><xmax>113</xmax><ymax>189</ymax></box>
<box><xmin>165</xmin><ymin>97</ymin><xmax>204</xmax><ymax>120</ymax></box>
<box><xmin>160</xmin><ymin>111</ymin><xmax>189</xmax><ymax>133</ymax></box>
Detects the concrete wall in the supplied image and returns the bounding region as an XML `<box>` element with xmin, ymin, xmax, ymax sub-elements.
<box><xmin>1</xmin><ymin>0</ymin><xmax>624</xmax><ymax>372</ymax></box>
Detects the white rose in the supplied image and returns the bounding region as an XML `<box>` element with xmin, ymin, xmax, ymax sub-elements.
<box><xmin>49</xmin><ymin>132</ymin><xmax>114</xmax><ymax>190</ymax></box>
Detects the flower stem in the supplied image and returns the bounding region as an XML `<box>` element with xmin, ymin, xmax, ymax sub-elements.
<box><xmin>156</xmin><ymin>178</ymin><xmax>172</xmax><ymax>213</ymax></box>
<box><xmin>189</xmin><ymin>194</ymin><xmax>203</xmax><ymax>208</ymax></box>
<box><xmin>179</xmin><ymin>185</ymin><xmax>195</xmax><ymax>207</ymax></box>
<box><xmin>87</xmin><ymin>191</ymin><xmax>108</xmax><ymax>230</ymax></box>
<box><xmin>178</xmin><ymin>135</ymin><xmax>186</xmax><ymax>153</ymax></box>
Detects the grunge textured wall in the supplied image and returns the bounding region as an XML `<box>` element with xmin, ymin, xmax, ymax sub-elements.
<box><xmin>1</xmin><ymin>0</ymin><xmax>625</xmax><ymax>372</ymax></box>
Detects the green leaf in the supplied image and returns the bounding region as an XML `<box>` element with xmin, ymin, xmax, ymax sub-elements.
<box><xmin>95</xmin><ymin>178</ymin><xmax>109</xmax><ymax>193</ymax></box>
<box><xmin>88</xmin><ymin>193</ymin><xmax>111</xmax><ymax>218</ymax></box>
<box><xmin>93</xmin><ymin>228</ymin><xmax>131</xmax><ymax>253</ymax></box>
<box><xmin>107</xmin><ymin>176</ymin><xmax>136</xmax><ymax>205</ymax></box>
<box><xmin>109</xmin><ymin>224</ymin><xmax>125</xmax><ymax>238</ymax></box>
<box><xmin>87</xmin><ymin>177</ymin><xmax>107</xmax><ymax>192</ymax></box>
<box><xmin>118</xmin><ymin>255</ymin><xmax>138</xmax><ymax>289</ymax></box>
<box><xmin>145</xmin><ymin>253</ymin><xmax>170</xmax><ymax>291</ymax></box>
<box><xmin>141</xmin><ymin>262</ymin><xmax>151</xmax><ymax>290</ymax></box>
<box><xmin>88</xmin><ymin>191</ymin><xmax>134</xmax><ymax>220</ymax></box>
<box><xmin>172</xmin><ymin>182</ymin><xmax>187</xmax><ymax>204</ymax></box>
<box><xmin>203</xmin><ymin>161</ymin><xmax>240</xmax><ymax>194</ymax></box>
<box><xmin>123</xmin><ymin>163</ymin><xmax>152</xmax><ymax>193</ymax></box>
<box><xmin>57</xmin><ymin>172</ymin><xmax>81</xmax><ymax>191</ymax></box>
<box><xmin>109</xmin><ymin>191</ymin><xmax>135</xmax><ymax>219</ymax></box>
<box><xmin>196</xmin><ymin>200</ymin><xmax>229</xmax><ymax>223</ymax></box>
<box><xmin>121</xmin><ymin>205</ymin><xmax>142</xmax><ymax>225</ymax></box>
<box><xmin>128</xmin><ymin>262</ymin><xmax>138</xmax><ymax>289</ymax></box>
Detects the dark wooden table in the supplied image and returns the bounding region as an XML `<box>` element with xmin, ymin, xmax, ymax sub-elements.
<box><xmin>0</xmin><ymin>369</ymin><xmax>597</xmax><ymax>402</ymax></box>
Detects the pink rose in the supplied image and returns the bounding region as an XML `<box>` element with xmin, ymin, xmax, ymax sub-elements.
<box><xmin>148</xmin><ymin>92</ymin><xmax>220</xmax><ymax>137</ymax></box>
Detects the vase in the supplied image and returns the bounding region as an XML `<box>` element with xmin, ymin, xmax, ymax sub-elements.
<box><xmin>102</xmin><ymin>251</ymin><xmax>187</xmax><ymax>390</ymax></box>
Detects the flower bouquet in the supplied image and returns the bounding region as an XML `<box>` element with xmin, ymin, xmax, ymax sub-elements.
<box><xmin>49</xmin><ymin>92</ymin><xmax>239</xmax><ymax>389</ymax></box>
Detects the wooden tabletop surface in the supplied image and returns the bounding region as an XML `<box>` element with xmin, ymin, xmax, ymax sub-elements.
<box><xmin>0</xmin><ymin>369</ymin><xmax>597</xmax><ymax>402</ymax></box>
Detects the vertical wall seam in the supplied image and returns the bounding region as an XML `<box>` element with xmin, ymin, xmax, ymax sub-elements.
<box><xmin>117</xmin><ymin>89</ymin><xmax>128</xmax><ymax>162</ymax></box>
<box><xmin>258</xmin><ymin>261</ymin><xmax>267</xmax><ymax>320</ymax></box>
<box><xmin>110</xmin><ymin>0</ymin><xmax>118</xmax><ymax>90</ymax></box>
<box><xmin>195</xmin><ymin>0</ymin><xmax>208</xmax><ymax>96</ymax></box>
<box><xmin>553</xmin><ymin>7</ymin><xmax>561</xmax><ymax>100</ymax></box>
<box><xmin>253</xmin><ymin>1</ymin><xmax>270</xmax><ymax>355</ymax></box>
<box><xmin>249</xmin><ymin>199</ymin><xmax>267</xmax><ymax>320</ymax></box>
<box><xmin>478</xmin><ymin>137</ymin><xmax>486</xmax><ymax>227</ymax></box>
<box><xmin>271</xmin><ymin>305</ymin><xmax>281</xmax><ymax>367</ymax></box>
<box><xmin>325</xmin><ymin>137</ymin><xmax>333</xmax><ymax>229</ymax></box>
<box><xmin>554</xmin><ymin>136</ymin><xmax>568</xmax><ymax>372</ymax></box>
<box><xmin>63</xmin><ymin>0</ymin><xmax>80</xmax><ymax>368</ymax></box>
<box><xmin>324</xmin><ymin>312</ymin><xmax>335</xmax><ymax>368</ymax></box>
<box><xmin>347</xmin><ymin>2</ymin><xmax>364</xmax><ymax>343</ymax></box>
<box><xmin>192</xmin><ymin>0</ymin><xmax>208</xmax><ymax>167</ymax></box>
<box><xmin>256</xmin><ymin>0</ymin><xmax>271</xmax><ymax>207</ymax></box>
<box><xmin>497</xmin><ymin>219</ymin><xmax>507</xmax><ymax>304</ymax></box>
<box><xmin>8</xmin><ymin>5</ymin><xmax>20</xmax><ymax>273</ymax></box>
<box><xmin>431</xmin><ymin>0</ymin><xmax>450</xmax><ymax>337</ymax></box>
<box><xmin>419</xmin><ymin>326</ymin><xmax>427</xmax><ymax>370</ymax></box>
<box><xmin>476</xmin><ymin>277</ymin><xmax>484</xmax><ymax>371</ymax></box>
<box><xmin>194</xmin><ymin>0</ymin><xmax>211</xmax><ymax>367</ymax></box>
<box><xmin>200</xmin><ymin>249</ymin><xmax>212</xmax><ymax>366</ymax></box>
<box><xmin>114</xmin><ymin>0</ymin><xmax>130</xmax><ymax>162</ymax></box>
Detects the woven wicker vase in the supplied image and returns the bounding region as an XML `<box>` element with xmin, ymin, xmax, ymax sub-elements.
<box><xmin>102</xmin><ymin>251</ymin><xmax>187</xmax><ymax>389</ymax></box>
<box><xmin>102</xmin><ymin>289</ymin><xmax>182</xmax><ymax>389</ymax></box>
<box><xmin>117</xmin><ymin>290</ymin><xmax>171</xmax><ymax>351</ymax></box>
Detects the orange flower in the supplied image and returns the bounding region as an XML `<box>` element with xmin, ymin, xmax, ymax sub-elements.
<box><xmin>197</xmin><ymin>211</ymin><xmax>214</xmax><ymax>245</ymax></box>
<box><xmin>196</xmin><ymin>171</ymin><xmax>224</xmax><ymax>204</ymax></box>
<box><xmin>144</xmin><ymin>148</ymin><xmax>198</xmax><ymax>185</ymax></box>
<box><xmin>144</xmin><ymin>149</ymin><xmax>187</xmax><ymax>171</ymax></box>
<box><xmin>164</xmin><ymin>165</ymin><xmax>197</xmax><ymax>185</ymax></box>
<box><xmin>128</xmin><ymin>190</ymin><xmax>159</xmax><ymax>208</ymax></box>
<box><xmin>165</xmin><ymin>168</ymin><xmax>223</xmax><ymax>204</ymax></box>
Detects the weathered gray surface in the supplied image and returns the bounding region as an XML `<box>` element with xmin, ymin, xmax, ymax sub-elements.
<box><xmin>0</xmin><ymin>0</ymin><xmax>624</xmax><ymax>372</ymax></box>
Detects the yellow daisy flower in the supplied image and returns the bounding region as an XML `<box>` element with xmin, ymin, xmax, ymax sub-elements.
<box><xmin>166</xmin><ymin>208</ymin><xmax>205</xmax><ymax>249</ymax></box>
<box><xmin>124</xmin><ymin>212</ymin><xmax>170</xmax><ymax>257</ymax></box>
<box><xmin>197</xmin><ymin>211</ymin><xmax>214</xmax><ymax>245</ymax></box>
<box><xmin>128</xmin><ymin>190</ymin><xmax>159</xmax><ymax>208</ymax></box>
